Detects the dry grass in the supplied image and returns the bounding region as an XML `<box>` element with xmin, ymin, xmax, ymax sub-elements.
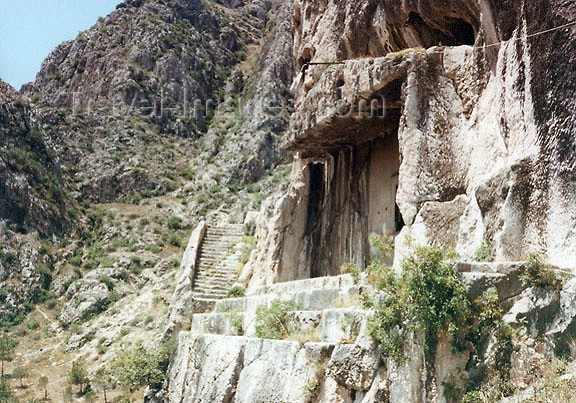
<box><xmin>385</xmin><ymin>47</ymin><xmax>426</xmax><ymax>60</ymax></box>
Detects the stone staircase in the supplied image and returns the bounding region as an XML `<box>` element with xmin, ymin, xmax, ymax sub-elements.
<box><xmin>192</xmin><ymin>274</ymin><xmax>367</xmax><ymax>342</ymax></box>
<box><xmin>168</xmin><ymin>274</ymin><xmax>376</xmax><ymax>403</ymax></box>
<box><xmin>170</xmin><ymin>263</ymin><xmax>538</xmax><ymax>402</ymax></box>
<box><xmin>191</xmin><ymin>223</ymin><xmax>245</xmax><ymax>303</ymax></box>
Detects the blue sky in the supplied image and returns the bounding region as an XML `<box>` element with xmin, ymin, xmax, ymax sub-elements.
<box><xmin>0</xmin><ymin>0</ymin><xmax>122</xmax><ymax>90</ymax></box>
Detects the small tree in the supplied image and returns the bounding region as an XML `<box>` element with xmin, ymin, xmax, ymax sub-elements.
<box><xmin>63</xmin><ymin>385</ymin><xmax>74</xmax><ymax>403</ymax></box>
<box><xmin>68</xmin><ymin>361</ymin><xmax>90</xmax><ymax>395</ymax></box>
<box><xmin>108</xmin><ymin>343</ymin><xmax>168</xmax><ymax>392</ymax></box>
<box><xmin>94</xmin><ymin>367</ymin><xmax>115</xmax><ymax>403</ymax></box>
<box><xmin>38</xmin><ymin>375</ymin><xmax>49</xmax><ymax>400</ymax></box>
<box><xmin>12</xmin><ymin>366</ymin><xmax>29</xmax><ymax>388</ymax></box>
<box><xmin>0</xmin><ymin>333</ymin><xmax>18</xmax><ymax>377</ymax></box>
<box><xmin>0</xmin><ymin>377</ymin><xmax>12</xmax><ymax>400</ymax></box>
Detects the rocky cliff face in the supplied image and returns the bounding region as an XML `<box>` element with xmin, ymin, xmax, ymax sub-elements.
<box><xmin>244</xmin><ymin>0</ymin><xmax>576</xmax><ymax>290</ymax></box>
<box><xmin>168</xmin><ymin>266</ymin><xmax>576</xmax><ymax>402</ymax></box>
<box><xmin>162</xmin><ymin>0</ymin><xmax>576</xmax><ymax>401</ymax></box>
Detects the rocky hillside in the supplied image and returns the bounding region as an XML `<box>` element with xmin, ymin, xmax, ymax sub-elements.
<box><xmin>1</xmin><ymin>0</ymin><xmax>575</xmax><ymax>402</ymax></box>
<box><xmin>21</xmin><ymin>0</ymin><xmax>292</xmax><ymax>204</ymax></box>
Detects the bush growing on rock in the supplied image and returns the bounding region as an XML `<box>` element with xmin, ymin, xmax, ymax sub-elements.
<box><xmin>520</xmin><ymin>252</ymin><xmax>563</xmax><ymax>290</ymax></box>
<box><xmin>255</xmin><ymin>299</ymin><xmax>299</xmax><ymax>339</ymax></box>
<box><xmin>474</xmin><ymin>239</ymin><xmax>494</xmax><ymax>262</ymax></box>
<box><xmin>227</xmin><ymin>285</ymin><xmax>245</xmax><ymax>298</ymax></box>
<box><xmin>365</xmin><ymin>246</ymin><xmax>471</xmax><ymax>362</ymax></box>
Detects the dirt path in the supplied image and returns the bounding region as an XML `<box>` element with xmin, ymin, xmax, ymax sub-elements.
<box><xmin>35</xmin><ymin>306</ymin><xmax>54</xmax><ymax>325</ymax></box>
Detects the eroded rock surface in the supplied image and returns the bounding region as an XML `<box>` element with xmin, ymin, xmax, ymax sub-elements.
<box><xmin>245</xmin><ymin>0</ymin><xmax>576</xmax><ymax>290</ymax></box>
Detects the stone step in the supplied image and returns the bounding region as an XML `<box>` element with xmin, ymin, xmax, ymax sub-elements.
<box><xmin>205</xmin><ymin>230</ymin><xmax>244</xmax><ymax>237</ymax></box>
<box><xmin>196</xmin><ymin>269</ymin><xmax>236</xmax><ymax>275</ymax></box>
<box><xmin>193</xmin><ymin>293</ymin><xmax>229</xmax><ymax>300</ymax></box>
<box><xmin>196</xmin><ymin>290</ymin><xmax>226</xmax><ymax>300</ymax></box>
<box><xmin>195</xmin><ymin>265</ymin><xmax>237</xmax><ymax>273</ymax></box>
<box><xmin>194</xmin><ymin>288</ymin><xmax>230</xmax><ymax>295</ymax></box>
<box><xmin>198</xmin><ymin>251</ymin><xmax>237</xmax><ymax>258</ymax></box>
<box><xmin>190</xmin><ymin>225</ymin><xmax>246</xmax><ymax>308</ymax></box>
<box><xmin>201</xmin><ymin>239</ymin><xmax>239</xmax><ymax>245</ymax></box>
<box><xmin>197</xmin><ymin>257</ymin><xmax>234</xmax><ymax>265</ymax></box>
<box><xmin>194</xmin><ymin>287</ymin><xmax>229</xmax><ymax>293</ymax></box>
<box><xmin>195</xmin><ymin>277</ymin><xmax>236</xmax><ymax>285</ymax></box>
<box><xmin>202</xmin><ymin>235</ymin><xmax>243</xmax><ymax>241</ymax></box>
<box><xmin>194</xmin><ymin>275</ymin><xmax>235</xmax><ymax>282</ymax></box>
<box><xmin>195</xmin><ymin>270</ymin><xmax>237</xmax><ymax>277</ymax></box>
<box><xmin>200</xmin><ymin>244</ymin><xmax>237</xmax><ymax>249</ymax></box>
<box><xmin>198</xmin><ymin>249</ymin><xmax>235</xmax><ymax>256</ymax></box>
<box><xmin>201</xmin><ymin>236</ymin><xmax>242</xmax><ymax>242</ymax></box>
<box><xmin>193</xmin><ymin>282</ymin><xmax>234</xmax><ymax>290</ymax></box>
<box><xmin>190</xmin><ymin>307</ymin><xmax>366</xmax><ymax>343</ymax></box>
<box><xmin>250</xmin><ymin>274</ymin><xmax>356</xmax><ymax>296</ymax></box>
<box><xmin>202</xmin><ymin>235</ymin><xmax>242</xmax><ymax>241</ymax></box>
<box><xmin>213</xmin><ymin>285</ymin><xmax>364</xmax><ymax>314</ymax></box>
<box><xmin>196</xmin><ymin>260</ymin><xmax>237</xmax><ymax>268</ymax></box>
<box><xmin>168</xmin><ymin>333</ymin><xmax>338</xmax><ymax>402</ymax></box>
<box><xmin>199</xmin><ymin>245</ymin><xmax>235</xmax><ymax>251</ymax></box>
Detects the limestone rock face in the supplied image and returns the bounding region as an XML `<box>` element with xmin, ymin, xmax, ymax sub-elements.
<box><xmin>246</xmin><ymin>0</ymin><xmax>576</xmax><ymax>288</ymax></box>
<box><xmin>58</xmin><ymin>276</ymin><xmax>116</xmax><ymax>326</ymax></box>
<box><xmin>0</xmin><ymin>80</ymin><xmax>71</xmax><ymax>235</ymax></box>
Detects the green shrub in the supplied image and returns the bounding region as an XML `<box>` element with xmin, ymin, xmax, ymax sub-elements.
<box><xmin>97</xmin><ymin>344</ymin><xmax>107</xmax><ymax>355</ymax></box>
<box><xmin>180</xmin><ymin>167</ymin><xmax>195</xmax><ymax>180</ymax></box>
<box><xmin>366</xmin><ymin>246</ymin><xmax>471</xmax><ymax>362</ymax></box>
<box><xmin>38</xmin><ymin>244</ymin><xmax>51</xmax><ymax>255</ymax></box>
<box><xmin>130</xmin><ymin>256</ymin><xmax>142</xmax><ymax>274</ymax></box>
<box><xmin>45</xmin><ymin>298</ymin><xmax>58</xmax><ymax>309</ymax></box>
<box><xmin>26</xmin><ymin>318</ymin><xmax>40</xmax><ymax>330</ymax></box>
<box><xmin>107</xmin><ymin>342</ymin><xmax>172</xmax><ymax>392</ymax></box>
<box><xmin>228</xmin><ymin>311</ymin><xmax>244</xmax><ymax>336</ymax></box>
<box><xmin>474</xmin><ymin>239</ymin><xmax>493</xmax><ymax>262</ymax></box>
<box><xmin>0</xmin><ymin>377</ymin><xmax>13</xmax><ymax>400</ymax></box>
<box><xmin>243</xmin><ymin>221</ymin><xmax>256</xmax><ymax>236</ymax></box>
<box><xmin>520</xmin><ymin>252</ymin><xmax>563</xmax><ymax>290</ymax></box>
<box><xmin>98</xmin><ymin>276</ymin><xmax>115</xmax><ymax>291</ymax></box>
<box><xmin>70</xmin><ymin>256</ymin><xmax>83</xmax><ymax>267</ymax></box>
<box><xmin>227</xmin><ymin>285</ymin><xmax>245</xmax><ymax>298</ymax></box>
<box><xmin>255</xmin><ymin>299</ymin><xmax>299</xmax><ymax>339</ymax></box>
<box><xmin>341</xmin><ymin>262</ymin><xmax>361</xmax><ymax>283</ymax></box>
<box><xmin>169</xmin><ymin>233</ymin><xmax>182</xmax><ymax>247</ymax></box>
<box><xmin>69</xmin><ymin>323</ymin><xmax>83</xmax><ymax>335</ymax></box>
<box><xmin>168</xmin><ymin>216</ymin><xmax>182</xmax><ymax>230</ymax></box>
<box><xmin>239</xmin><ymin>236</ymin><xmax>256</xmax><ymax>266</ymax></box>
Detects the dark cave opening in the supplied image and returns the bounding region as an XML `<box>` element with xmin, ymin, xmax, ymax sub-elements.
<box><xmin>407</xmin><ymin>12</ymin><xmax>476</xmax><ymax>48</ymax></box>
<box><xmin>306</xmin><ymin>162</ymin><xmax>326</xmax><ymax>279</ymax></box>
<box><xmin>395</xmin><ymin>202</ymin><xmax>405</xmax><ymax>233</ymax></box>
<box><xmin>445</xmin><ymin>17</ymin><xmax>476</xmax><ymax>46</ymax></box>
